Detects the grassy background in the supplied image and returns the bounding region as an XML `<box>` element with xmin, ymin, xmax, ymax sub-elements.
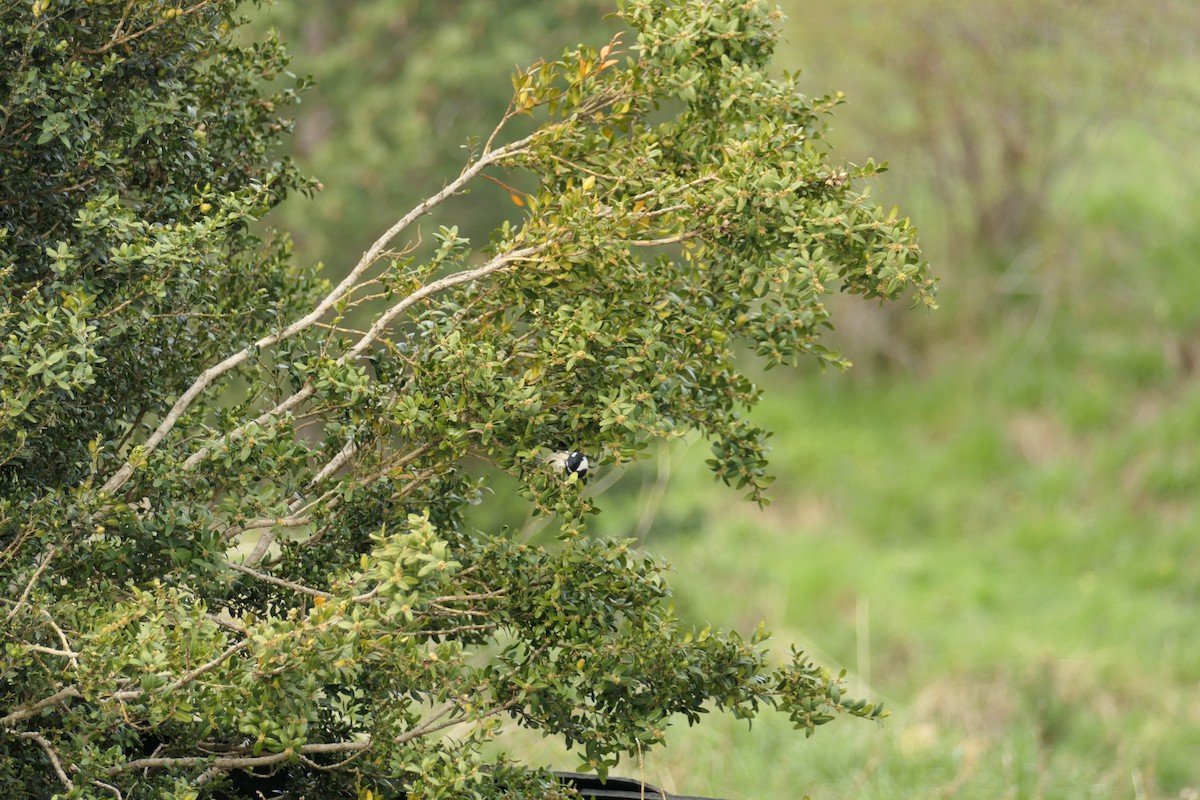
<box><xmin>493</xmin><ymin>336</ymin><xmax>1200</xmax><ymax>797</ymax></box>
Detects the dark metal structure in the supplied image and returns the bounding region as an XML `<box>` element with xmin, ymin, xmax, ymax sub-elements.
<box><xmin>558</xmin><ymin>771</ymin><xmax>722</xmax><ymax>800</ymax></box>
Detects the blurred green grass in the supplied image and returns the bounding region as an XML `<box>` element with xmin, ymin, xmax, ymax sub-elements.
<box><xmin>500</xmin><ymin>359</ymin><xmax>1200</xmax><ymax>796</ymax></box>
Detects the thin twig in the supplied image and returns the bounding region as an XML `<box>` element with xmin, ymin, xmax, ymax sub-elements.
<box><xmin>162</xmin><ymin>640</ymin><xmax>250</xmax><ymax>695</ymax></box>
<box><xmin>627</xmin><ymin>231</ymin><xmax>701</xmax><ymax>247</ymax></box>
<box><xmin>110</xmin><ymin>639</ymin><xmax>250</xmax><ymax>702</ymax></box>
<box><xmin>109</xmin><ymin>740</ymin><xmax>370</xmax><ymax>775</ymax></box>
<box><xmin>295</xmin><ymin>745</ymin><xmax>369</xmax><ymax>772</ymax></box>
<box><xmin>426</xmin><ymin>603</ymin><xmax>493</xmax><ymax>618</ymax></box>
<box><xmin>0</xmin><ymin>176</ymin><xmax>97</xmax><ymax>206</ymax></box>
<box><xmin>25</xmin><ymin>644</ymin><xmax>80</xmax><ymax>659</ymax></box>
<box><xmin>5</xmin><ymin>546</ymin><xmax>56</xmax><ymax>624</ymax></box>
<box><xmin>404</xmin><ymin>622</ymin><xmax>498</xmax><ymax>638</ymax></box>
<box><xmin>39</xmin><ymin>610</ymin><xmax>80</xmax><ymax>670</ymax></box>
<box><xmin>226</xmin><ymin>562</ymin><xmax>332</xmax><ymax>599</ymax></box>
<box><xmin>182</xmin><ymin>248</ymin><xmax>540</xmax><ymax>481</ymax></box>
<box><xmin>344</xmin><ymin>244</ymin><xmax>547</xmax><ymax>365</ymax></box>
<box><xmin>0</xmin><ymin>686</ymin><xmax>83</xmax><ymax>727</ymax></box>
<box><xmin>430</xmin><ymin>590</ymin><xmax>506</xmax><ymax>604</ymax></box>
<box><xmin>181</xmin><ymin>383</ymin><xmax>315</xmax><ymax>470</ymax></box>
<box><xmin>90</xmin><ymin>778</ymin><xmax>124</xmax><ymax>800</ymax></box>
<box><xmin>108</xmin><ymin>704</ymin><xmax>461</xmax><ymax>775</ymax></box>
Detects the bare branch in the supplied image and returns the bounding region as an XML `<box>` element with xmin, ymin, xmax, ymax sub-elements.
<box><xmin>226</xmin><ymin>562</ymin><xmax>332</xmax><ymax>600</ymax></box>
<box><xmin>105</xmin><ymin>696</ymin><xmax>520</xmax><ymax>777</ymax></box>
<box><xmin>344</xmin><ymin>244</ymin><xmax>547</xmax><ymax>365</ymax></box>
<box><xmin>310</xmin><ymin>437</ymin><xmax>359</xmax><ymax>485</ymax></box>
<box><xmin>426</xmin><ymin>603</ymin><xmax>493</xmax><ymax>618</ymax></box>
<box><xmin>33</xmin><ymin>610</ymin><xmax>82</xmax><ymax>670</ymax></box>
<box><xmin>110</xmin><ymin>639</ymin><xmax>251</xmax><ymax>702</ymax></box>
<box><xmin>430</xmin><ymin>590</ymin><xmax>506</xmax><ymax>604</ymax></box>
<box><xmin>295</xmin><ymin>745</ymin><xmax>369</xmax><ymax>772</ymax></box>
<box><xmin>180</xmin><ymin>382</ymin><xmax>315</xmax><ymax>471</ymax></box>
<box><xmin>397</xmin><ymin>697</ymin><xmax>521</xmax><ymax>744</ymax></box>
<box><xmin>100</xmin><ymin>133</ymin><xmax>539</xmax><ymax>496</ymax></box>
<box><xmin>226</xmin><ymin>513</ymin><xmax>312</xmax><ymax>536</ymax></box>
<box><xmin>0</xmin><ymin>685</ymin><xmax>82</xmax><ymax>728</ymax></box>
<box><xmin>194</xmin><ymin>244</ymin><xmax>541</xmax><ymax>532</ymax></box>
<box><xmin>404</xmin><ymin>622</ymin><xmax>498</xmax><ymax>638</ymax></box>
<box><xmin>25</xmin><ymin>644</ymin><xmax>80</xmax><ymax>659</ymax></box>
<box><xmin>0</xmin><ymin>176</ymin><xmax>97</xmax><ymax>206</ymax></box>
<box><xmin>245</xmin><ymin>439</ymin><xmax>436</xmax><ymax>563</ymax></box>
<box><xmin>109</xmin><ymin>740</ymin><xmax>370</xmax><ymax>775</ymax></box>
<box><xmin>178</xmin><ymin>238</ymin><xmax>539</xmax><ymax>486</ymax></box>
<box><xmin>15</xmin><ymin>731</ymin><xmax>73</xmax><ymax>792</ymax></box>
<box><xmin>392</xmin><ymin>702</ymin><xmax>457</xmax><ymax>744</ymax></box>
<box><xmin>208</xmin><ymin>612</ymin><xmax>247</xmax><ymax>635</ymax></box>
<box><xmin>627</xmin><ymin>231</ymin><xmax>702</xmax><ymax>247</ymax></box>
<box><xmin>5</xmin><ymin>546</ymin><xmax>56</xmax><ymax>624</ymax></box>
<box><xmin>90</xmin><ymin>778</ymin><xmax>124</xmax><ymax>800</ymax></box>
<box><xmin>244</xmin><ymin>528</ymin><xmax>278</xmax><ymax>569</ymax></box>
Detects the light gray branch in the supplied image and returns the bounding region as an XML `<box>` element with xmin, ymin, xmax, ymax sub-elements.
<box><xmin>100</xmin><ymin>133</ymin><xmax>538</xmax><ymax>496</ymax></box>
<box><xmin>16</xmin><ymin>731</ymin><xmax>73</xmax><ymax>792</ymax></box>
<box><xmin>226</xmin><ymin>562</ymin><xmax>332</xmax><ymax>599</ymax></box>
<box><xmin>5</xmin><ymin>546</ymin><xmax>56</xmax><ymax>624</ymax></box>
<box><xmin>0</xmin><ymin>685</ymin><xmax>82</xmax><ymax>727</ymax></box>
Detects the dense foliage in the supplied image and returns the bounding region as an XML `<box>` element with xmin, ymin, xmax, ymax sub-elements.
<box><xmin>0</xmin><ymin>0</ymin><xmax>316</xmax><ymax>489</ymax></box>
<box><xmin>2</xmin><ymin>1</ymin><xmax>931</xmax><ymax>797</ymax></box>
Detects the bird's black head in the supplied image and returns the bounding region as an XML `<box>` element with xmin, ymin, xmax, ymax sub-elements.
<box><xmin>563</xmin><ymin>450</ymin><xmax>588</xmax><ymax>478</ymax></box>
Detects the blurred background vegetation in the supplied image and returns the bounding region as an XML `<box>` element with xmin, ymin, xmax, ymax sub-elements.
<box><xmin>250</xmin><ymin>1</ymin><xmax>1200</xmax><ymax>796</ymax></box>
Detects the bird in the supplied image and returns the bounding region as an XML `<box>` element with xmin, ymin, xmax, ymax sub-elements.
<box><xmin>544</xmin><ymin>450</ymin><xmax>589</xmax><ymax>480</ymax></box>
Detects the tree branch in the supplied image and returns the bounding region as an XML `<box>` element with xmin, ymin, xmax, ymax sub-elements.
<box><xmin>226</xmin><ymin>562</ymin><xmax>332</xmax><ymax>599</ymax></box>
<box><xmin>100</xmin><ymin>134</ymin><xmax>539</xmax><ymax>496</ymax></box>
<box><xmin>0</xmin><ymin>638</ymin><xmax>249</xmax><ymax>728</ymax></box>
<box><xmin>186</xmin><ymin>244</ymin><xmax>542</xmax><ymax>506</ymax></box>
<box><xmin>627</xmin><ymin>231</ymin><xmax>702</xmax><ymax>247</ymax></box>
<box><xmin>15</xmin><ymin>731</ymin><xmax>73</xmax><ymax>792</ymax></box>
<box><xmin>109</xmin><ymin>740</ymin><xmax>370</xmax><ymax>775</ymax></box>
<box><xmin>90</xmin><ymin>778</ymin><xmax>124</xmax><ymax>800</ymax></box>
<box><xmin>81</xmin><ymin>0</ymin><xmax>216</xmax><ymax>55</ymax></box>
<box><xmin>40</xmin><ymin>609</ymin><xmax>80</xmax><ymax>670</ymax></box>
<box><xmin>105</xmin><ymin>697</ymin><xmax>520</xmax><ymax>777</ymax></box>
<box><xmin>180</xmin><ymin>382</ymin><xmax>315</xmax><ymax>471</ymax></box>
<box><xmin>5</xmin><ymin>546</ymin><xmax>56</xmax><ymax>624</ymax></box>
<box><xmin>344</xmin><ymin>244</ymin><xmax>548</xmax><ymax>365</ymax></box>
<box><xmin>110</xmin><ymin>639</ymin><xmax>251</xmax><ymax>702</ymax></box>
<box><xmin>308</xmin><ymin>436</ymin><xmax>360</xmax><ymax>486</ymax></box>
<box><xmin>25</xmin><ymin>644</ymin><xmax>79</xmax><ymax>659</ymax></box>
<box><xmin>404</xmin><ymin>622</ymin><xmax>498</xmax><ymax>638</ymax></box>
<box><xmin>0</xmin><ymin>686</ymin><xmax>82</xmax><ymax>728</ymax></box>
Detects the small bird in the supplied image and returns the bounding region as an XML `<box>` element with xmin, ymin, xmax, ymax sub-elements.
<box><xmin>544</xmin><ymin>450</ymin><xmax>589</xmax><ymax>480</ymax></box>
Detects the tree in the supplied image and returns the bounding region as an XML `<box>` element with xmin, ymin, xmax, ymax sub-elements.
<box><xmin>1</xmin><ymin>1</ymin><xmax>933</xmax><ymax>798</ymax></box>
